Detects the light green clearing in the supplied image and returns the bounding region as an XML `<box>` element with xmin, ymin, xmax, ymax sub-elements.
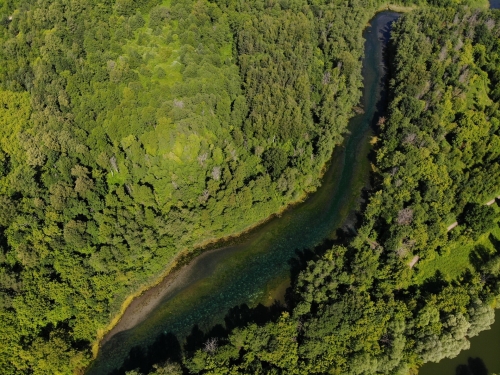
<box><xmin>414</xmin><ymin>203</ymin><xmax>500</xmax><ymax>284</ymax></box>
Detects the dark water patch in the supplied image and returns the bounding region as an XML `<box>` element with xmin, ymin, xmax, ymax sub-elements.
<box><xmin>86</xmin><ymin>11</ymin><xmax>401</xmax><ymax>375</ymax></box>
<box><xmin>455</xmin><ymin>358</ymin><xmax>489</xmax><ymax>375</ymax></box>
<box><xmin>419</xmin><ymin>309</ymin><xmax>500</xmax><ymax>375</ymax></box>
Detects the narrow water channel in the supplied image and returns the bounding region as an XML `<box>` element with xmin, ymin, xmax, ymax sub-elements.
<box><xmin>87</xmin><ymin>11</ymin><xmax>401</xmax><ymax>374</ymax></box>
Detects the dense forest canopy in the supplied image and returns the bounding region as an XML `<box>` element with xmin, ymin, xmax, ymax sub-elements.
<box><xmin>0</xmin><ymin>0</ymin><xmax>388</xmax><ymax>372</ymax></box>
<box><xmin>147</xmin><ymin>5</ymin><xmax>500</xmax><ymax>375</ymax></box>
<box><xmin>0</xmin><ymin>0</ymin><xmax>498</xmax><ymax>374</ymax></box>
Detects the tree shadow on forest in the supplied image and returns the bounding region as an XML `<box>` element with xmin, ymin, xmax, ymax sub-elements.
<box><xmin>469</xmin><ymin>244</ymin><xmax>494</xmax><ymax>270</ymax></box>
<box><xmin>455</xmin><ymin>357</ymin><xmax>489</xmax><ymax>375</ymax></box>
<box><xmin>489</xmin><ymin>232</ymin><xmax>500</xmax><ymax>253</ymax></box>
<box><xmin>101</xmin><ymin>15</ymin><xmax>396</xmax><ymax>372</ymax></box>
<box><xmin>419</xmin><ymin>270</ymin><xmax>449</xmax><ymax>295</ymax></box>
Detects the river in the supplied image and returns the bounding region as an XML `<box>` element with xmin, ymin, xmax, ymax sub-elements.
<box><xmin>86</xmin><ymin>10</ymin><xmax>400</xmax><ymax>375</ymax></box>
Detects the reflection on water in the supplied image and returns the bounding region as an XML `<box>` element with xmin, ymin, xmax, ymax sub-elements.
<box><xmin>419</xmin><ymin>309</ymin><xmax>500</xmax><ymax>375</ymax></box>
<box><xmin>87</xmin><ymin>11</ymin><xmax>401</xmax><ymax>375</ymax></box>
<box><xmin>456</xmin><ymin>358</ymin><xmax>489</xmax><ymax>375</ymax></box>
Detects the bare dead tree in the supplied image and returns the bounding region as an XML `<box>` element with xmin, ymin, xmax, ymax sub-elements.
<box><xmin>124</xmin><ymin>184</ymin><xmax>133</xmax><ymax>196</ymax></box>
<box><xmin>211</xmin><ymin>166</ymin><xmax>221</xmax><ymax>181</ymax></box>
<box><xmin>404</xmin><ymin>133</ymin><xmax>417</xmax><ymax>145</ymax></box>
<box><xmin>397</xmin><ymin>207</ymin><xmax>414</xmax><ymax>226</ymax></box>
<box><xmin>203</xmin><ymin>337</ymin><xmax>218</xmax><ymax>353</ymax></box>
<box><xmin>173</xmin><ymin>98</ymin><xmax>184</xmax><ymax>108</ymax></box>
<box><xmin>322</xmin><ymin>71</ymin><xmax>331</xmax><ymax>85</ymax></box>
<box><xmin>109</xmin><ymin>156</ymin><xmax>119</xmax><ymax>173</ymax></box>
<box><xmin>230</xmin><ymin>148</ymin><xmax>238</xmax><ymax>161</ymax></box>
<box><xmin>197</xmin><ymin>152</ymin><xmax>208</xmax><ymax>166</ymax></box>
<box><xmin>198</xmin><ymin>189</ymin><xmax>210</xmax><ymax>204</ymax></box>
<box><xmin>438</xmin><ymin>45</ymin><xmax>448</xmax><ymax>62</ymax></box>
<box><xmin>380</xmin><ymin>333</ymin><xmax>392</xmax><ymax>346</ymax></box>
<box><xmin>458</xmin><ymin>68</ymin><xmax>469</xmax><ymax>84</ymax></box>
<box><xmin>486</xmin><ymin>18</ymin><xmax>495</xmax><ymax>31</ymax></box>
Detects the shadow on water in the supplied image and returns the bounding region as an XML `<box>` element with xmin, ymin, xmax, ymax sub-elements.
<box><xmin>87</xmin><ymin>11</ymin><xmax>402</xmax><ymax>375</ymax></box>
<box><xmin>455</xmin><ymin>357</ymin><xmax>489</xmax><ymax>375</ymax></box>
<box><xmin>105</xmin><ymin>225</ymin><xmax>359</xmax><ymax>375</ymax></box>
<box><xmin>108</xmin><ymin>332</ymin><xmax>182</xmax><ymax>375</ymax></box>
<box><xmin>107</xmin><ymin>304</ymin><xmax>286</xmax><ymax>374</ymax></box>
<box><xmin>376</xmin><ymin>21</ymin><xmax>395</xmax><ymax>119</ymax></box>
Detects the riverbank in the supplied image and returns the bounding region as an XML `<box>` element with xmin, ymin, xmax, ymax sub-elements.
<box><xmin>90</xmin><ymin>174</ymin><xmax>317</xmax><ymax>357</ymax></box>
<box><xmin>89</xmin><ymin>120</ymin><xmax>357</xmax><ymax>360</ymax></box>
<box><xmin>88</xmin><ymin>5</ymin><xmax>407</xmax><ymax>366</ymax></box>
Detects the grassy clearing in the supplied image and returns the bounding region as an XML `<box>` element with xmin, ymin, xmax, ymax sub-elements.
<box><xmin>414</xmin><ymin>202</ymin><xmax>500</xmax><ymax>284</ymax></box>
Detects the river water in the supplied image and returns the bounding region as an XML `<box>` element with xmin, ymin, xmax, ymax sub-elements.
<box><xmin>87</xmin><ymin>11</ymin><xmax>400</xmax><ymax>375</ymax></box>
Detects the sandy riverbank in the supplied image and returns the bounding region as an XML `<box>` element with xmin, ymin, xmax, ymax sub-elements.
<box><xmin>89</xmin><ymin>161</ymin><xmax>328</xmax><ymax>357</ymax></box>
<box><xmin>99</xmin><ymin>245</ymin><xmax>234</xmax><ymax>345</ymax></box>
<box><xmin>88</xmin><ymin>3</ymin><xmax>417</xmax><ymax>362</ymax></box>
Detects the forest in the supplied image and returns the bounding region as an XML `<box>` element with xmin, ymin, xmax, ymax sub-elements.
<box><xmin>142</xmin><ymin>5</ymin><xmax>500</xmax><ymax>375</ymax></box>
<box><xmin>0</xmin><ymin>0</ymin><xmax>391</xmax><ymax>372</ymax></box>
<box><xmin>0</xmin><ymin>0</ymin><xmax>498</xmax><ymax>374</ymax></box>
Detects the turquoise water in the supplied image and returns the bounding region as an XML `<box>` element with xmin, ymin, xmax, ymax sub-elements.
<box><xmin>87</xmin><ymin>11</ymin><xmax>400</xmax><ymax>375</ymax></box>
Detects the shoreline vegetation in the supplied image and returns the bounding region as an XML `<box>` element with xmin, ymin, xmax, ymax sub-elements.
<box><xmin>89</xmin><ymin>0</ymin><xmax>494</xmax><ymax>363</ymax></box>
<box><xmin>0</xmin><ymin>0</ymin><xmax>496</xmax><ymax>373</ymax></box>
<box><xmin>128</xmin><ymin>4</ymin><xmax>500</xmax><ymax>374</ymax></box>
<box><xmin>3</xmin><ymin>0</ymin><xmax>384</xmax><ymax>370</ymax></box>
<box><xmin>88</xmin><ymin>2</ymin><xmax>410</xmax><ymax>359</ymax></box>
<box><xmin>90</xmin><ymin>167</ymin><xmax>317</xmax><ymax>357</ymax></box>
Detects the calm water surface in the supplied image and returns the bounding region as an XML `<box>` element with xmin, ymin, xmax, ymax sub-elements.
<box><xmin>87</xmin><ymin>12</ymin><xmax>400</xmax><ymax>374</ymax></box>
<box><xmin>419</xmin><ymin>309</ymin><xmax>500</xmax><ymax>375</ymax></box>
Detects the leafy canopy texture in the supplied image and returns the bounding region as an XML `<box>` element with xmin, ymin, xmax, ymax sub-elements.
<box><xmin>148</xmin><ymin>6</ymin><xmax>500</xmax><ymax>375</ymax></box>
<box><xmin>0</xmin><ymin>0</ymin><xmax>498</xmax><ymax>373</ymax></box>
<box><xmin>0</xmin><ymin>0</ymin><xmax>378</xmax><ymax>372</ymax></box>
